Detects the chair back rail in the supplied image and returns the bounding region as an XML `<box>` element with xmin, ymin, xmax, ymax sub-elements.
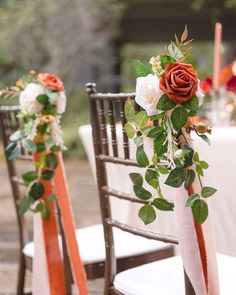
<box><xmin>86</xmin><ymin>83</ymin><xmax>195</xmax><ymax>295</ymax></box>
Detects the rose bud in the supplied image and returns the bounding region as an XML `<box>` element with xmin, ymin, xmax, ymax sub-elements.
<box><xmin>195</xmin><ymin>122</ymin><xmax>211</xmax><ymax>134</ymax></box>
<box><xmin>174</xmin><ymin>149</ymin><xmax>184</xmax><ymax>159</ymax></box>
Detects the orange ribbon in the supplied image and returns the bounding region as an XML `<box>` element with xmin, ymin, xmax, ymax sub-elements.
<box><xmin>33</xmin><ymin>153</ymin><xmax>66</xmax><ymax>295</ymax></box>
<box><xmin>188</xmin><ymin>185</ymin><xmax>208</xmax><ymax>291</ymax></box>
<box><xmin>33</xmin><ymin>150</ymin><xmax>88</xmax><ymax>294</ymax></box>
<box><xmin>54</xmin><ymin>152</ymin><xmax>88</xmax><ymax>295</ymax></box>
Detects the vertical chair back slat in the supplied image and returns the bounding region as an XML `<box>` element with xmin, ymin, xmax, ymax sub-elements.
<box><xmin>108</xmin><ymin>100</ymin><xmax>118</xmax><ymax>157</ymax></box>
<box><xmin>120</xmin><ymin>98</ymin><xmax>130</xmax><ymax>159</ymax></box>
<box><xmin>98</xmin><ymin>100</ymin><xmax>109</xmax><ymax>156</ymax></box>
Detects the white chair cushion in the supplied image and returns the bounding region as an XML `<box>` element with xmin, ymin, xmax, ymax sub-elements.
<box><xmin>23</xmin><ymin>224</ymin><xmax>170</xmax><ymax>264</ymax></box>
<box><xmin>113</xmin><ymin>254</ymin><xmax>236</xmax><ymax>295</ymax></box>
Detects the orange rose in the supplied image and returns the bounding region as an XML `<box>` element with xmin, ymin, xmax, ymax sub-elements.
<box><xmin>38</xmin><ymin>73</ymin><xmax>64</xmax><ymax>91</ymax></box>
<box><xmin>160</xmin><ymin>62</ymin><xmax>198</xmax><ymax>104</ymax></box>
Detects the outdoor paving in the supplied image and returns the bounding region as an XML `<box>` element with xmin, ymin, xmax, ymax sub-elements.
<box><xmin>0</xmin><ymin>156</ymin><xmax>104</xmax><ymax>294</ymax></box>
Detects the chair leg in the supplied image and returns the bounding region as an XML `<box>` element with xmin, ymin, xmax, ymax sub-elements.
<box><xmin>17</xmin><ymin>253</ymin><xmax>26</xmax><ymax>295</ymax></box>
<box><xmin>184</xmin><ymin>269</ymin><xmax>196</xmax><ymax>295</ymax></box>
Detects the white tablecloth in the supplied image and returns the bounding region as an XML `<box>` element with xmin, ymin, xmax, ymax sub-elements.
<box><xmin>79</xmin><ymin>125</ymin><xmax>236</xmax><ymax>256</ymax></box>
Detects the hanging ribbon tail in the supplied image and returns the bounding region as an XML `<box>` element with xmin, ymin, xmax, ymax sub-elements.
<box><xmin>191</xmin><ymin>181</ymin><xmax>220</xmax><ymax>295</ymax></box>
<box><xmin>54</xmin><ymin>152</ymin><xmax>88</xmax><ymax>295</ymax></box>
<box><xmin>33</xmin><ymin>214</ymin><xmax>50</xmax><ymax>295</ymax></box>
<box><xmin>174</xmin><ymin>179</ymin><xmax>219</xmax><ymax>295</ymax></box>
<box><xmin>32</xmin><ymin>154</ymin><xmax>66</xmax><ymax>295</ymax></box>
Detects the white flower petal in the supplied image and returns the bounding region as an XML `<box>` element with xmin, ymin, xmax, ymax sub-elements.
<box><xmin>135</xmin><ymin>74</ymin><xmax>163</xmax><ymax>116</ymax></box>
<box><xmin>19</xmin><ymin>83</ymin><xmax>45</xmax><ymax>114</ymax></box>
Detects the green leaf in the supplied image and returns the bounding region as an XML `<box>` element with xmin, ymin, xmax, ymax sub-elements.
<box><xmin>192</xmin><ymin>199</ymin><xmax>208</xmax><ymax>224</ymax></box>
<box><xmin>124</xmin><ymin>122</ymin><xmax>136</xmax><ymax>139</ymax></box>
<box><xmin>9</xmin><ymin>130</ymin><xmax>22</xmax><ymax>142</ymax></box>
<box><xmin>201</xmin><ymin>187</ymin><xmax>217</xmax><ymax>198</ymax></box>
<box><xmin>193</xmin><ymin>152</ymin><xmax>199</xmax><ymax>162</ymax></box>
<box><xmin>45</xmin><ymin>138</ymin><xmax>55</xmax><ymax>150</ymax></box>
<box><xmin>138</xmin><ymin>205</ymin><xmax>156</xmax><ymax>225</ymax></box>
<box><xmin>198</xmin><ymin>134</ymin><xmax>210</xmax><ymax>145</ymax></box>
<box><xmin>125</xmin><ymin>100</ymin><xmax>135</xmax><ymax>121</ymax></box>
<box><xmin>133</xmin><ymin>185</ymin><xmax>152</xmax><ymax>200</ymax></box>
<box><xmin>141</xmin><ymin>126</ymin><xmax>153</xmax><ymax>136</ymax></box>
<box><xmin>51</xmin><ymin>145</ymin><xmax>61</xmax><ymax>152</ymax></box>
<box><xmin>22</xmin><ymin>171</ymin><xmax>38</xmax><ymax>185</ymax></box>
<box><xmin>158</xmin><ymin>166</ymin><xmax>169</xmax><ymax>174</ymax></box>
<box><xmin>22</xmin><ymin>139</ymin><xmax>37</xmax><ymax>153</ymax></box>
<box><xmin>41</xmin><ymin>170</ymin><xmax>54</xmax><ymax>180</ymax></box>
<box><xmin>154</xmin><ymin>135</ymin><xmax>167</xmax><ymax>156</ymax></box>
<box><xmin>182</xmin><ymin>145</ymin><xmax>194</xmax><ymax>167</ymax></box>
<box><xmin>6</xmin><ymin>142</ymin><xmax>21</xmax><ymax>160</ymax></box>
<box><xmin>29</xmin><ymin>182</ymin><xmax>45</xmax><ymax>200</ymax></box>
<box><xmin>196</xmin><ymin>164</ymin><xmax>204</xmax><ymax>176</ymax></box>
<box><xmin>161</xmin><ymin>55</ymin><xmax>176</xmax><ymax>68</ymax></box>
<box><xmin>147</xmin><ymin>126</ymin><xmax>163</xmax><ymax>138</ymax></box>
<box><xmin>132</xmin><ymin>59</ymin><xmax>152</xmax><ymax>77</ymax></box>
<box><xmin>136</xmin><ymin>147</ymin><xmax>149</xmax><ymax>167</ymax></box>
<box><xmin>36</xmin><ymin>94</ymin><xmax>49</xmax><ymax>105</ymax></box>
<box><xmin>134</xmin><ymin>111</ymin><xmax>148</xmax><ymax>129</ymax></box>
<box><xmin>46</xmin><ymin>194</ymin><xmax>56</xmax><ymax>202</ymax></box>
<box><xmin>165</xmin><ymin>167</ymin><xmax>186</xmax><ymax>188</ymax></box>
<box><xmin>152</xmin><ymin>153</ymin><xmax>158</xmax><ymax>165</ymax></box>
<box><xmin>171</xmin><ymin>107</ymin><xmax>188</xmax><ymax>131</ymax></box>
<box><xmin>182</xmin><ymin>96</ymin><xmax>199</xmax><ymax>112</ymax></box>
<box><xmin>129</xmin><ymin>173</ymin><xmax>143</xmax><ymax>186</ymax></box>
<box><xmin>36</xmin><ymin>142</ymin><xmax>45</xmax><ymax>153</ymax></box>
<box><xmin>184</xmin><ymin>169</ymin><xmax>195</xmax><ymax>189</ymax></box>
<box><xmin>199</xmin><ymin>160</ymin><xmax>209</xmax><ymax>169</ymax></box>
<box><xmin>134</xmin><ymin>136</ymin><xmax>143</xmax><ymax>147</ymax></box>
<box><xmin>41</xmin><ymin>205</ymin><xmax>51</xmax><ymax>220</ymax></box>
<box><xmin>145</xmin><ymin>169</ymin><xmax>158</xmax><ymax>188</ymax></box>
<box><xmin>186</xmin><ymin>193</ymin><xmax>200</xmax><ymax>207</ymax></box>
<box><xmin>45</xmin><ymin>153</ymin><xmax>58</xmax><ymax>169</ymax></box>
<box><xmin>153</xmin><ymin>198</ymin><xmax>174</xmax><ymax>211</ymax></box>
<box><xmin>37</xmin><ymin>123</ymin><xmax>47</xmax><ymax>134</ymax></box>
<box><xmin>18</xmin><ymin>196</ymin><xmax>33</xmax><ymax>215</ymax></box>
<box><xmin>156</xmin><ymin>94</ymin><xmax>176</xmax><ymax>111</ymax></box>
<box><xmin>34</xmin><ymin>201</ymin><xmax>44</xmax><ymax>213</ymax></box>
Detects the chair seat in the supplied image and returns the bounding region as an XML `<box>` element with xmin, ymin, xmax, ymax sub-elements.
<box><xmin>113</xmin><ymin>254</ymin><xmax>236</xmax><ymax>295</ymax></box>
<box><xmin>23</xmin><ymin>224</ymin><xmax>171</xmax><ymax>264</ymax></box>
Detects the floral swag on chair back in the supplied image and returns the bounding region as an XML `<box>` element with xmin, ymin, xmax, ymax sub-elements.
<box><xmin>124</xmin><ymin>26</ymin><xmax>216</xmax><ymax>225</ymax></box>
<box><xmin>1</xmin><ymin>72</ymin><xmax>88</xmax><ymax>295</ymax></box>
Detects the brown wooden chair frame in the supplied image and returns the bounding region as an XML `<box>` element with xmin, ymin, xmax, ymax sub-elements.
<box><xmin>86</xmin><ymin>82</ymin><xmax>195</xmax><ymax>295</ymax></box>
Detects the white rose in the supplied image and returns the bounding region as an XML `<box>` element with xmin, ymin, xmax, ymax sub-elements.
<box><xmin>135</xmin><ymin>74</ymin><xmax>163</xmax><ymax>116</ymax></box>
<box><xmin>19</xmin><ymin>83</ymin><xmax>45</xmax><ymax>114</ymax></box>
<box><xmin>196</xmin><ymin>79</ymin><xmax>204</xmax><ymax>105</ymax></box>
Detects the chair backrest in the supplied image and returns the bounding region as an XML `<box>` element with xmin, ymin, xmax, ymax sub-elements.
<box><xmin>0</xmin><ymin>105</ymin><xmax>29</xmax><ymax>249</ymax></box>
<box><xmin>86</xmin><ymin>83</ymin><xmax>184</xmax><ymax>289</ymax></box>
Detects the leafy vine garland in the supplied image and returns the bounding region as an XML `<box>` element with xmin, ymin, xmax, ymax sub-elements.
<box><xmin>1</xmin><ymin>71</ymin><xmax>66</xmax><ymax>219</ymax></box>
<box><xmin>124</xmin><ymin>27</ymin><xmax>217</xmax><ymax>225</ymax></box>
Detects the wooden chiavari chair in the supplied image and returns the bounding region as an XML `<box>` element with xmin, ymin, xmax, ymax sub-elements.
<box><xmin>86</xmin><ymin>82</ymin><xmax>236</xmax><ymax>295</ymax></box>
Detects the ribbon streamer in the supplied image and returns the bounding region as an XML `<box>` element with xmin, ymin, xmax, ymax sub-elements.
<box><xmin>54</xmin><ymin>152</ymin><xmax>88</xmax><ymax>295</ymax></box>
<box><xmin>33</xmin><ymin>154</ymin><xmax>66</xmax><ymax>295</ymax></box>
<box><xmin>32</xmin><ymin>151</ymin><xmax>88</xmax><ymax>294</ymax></box>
